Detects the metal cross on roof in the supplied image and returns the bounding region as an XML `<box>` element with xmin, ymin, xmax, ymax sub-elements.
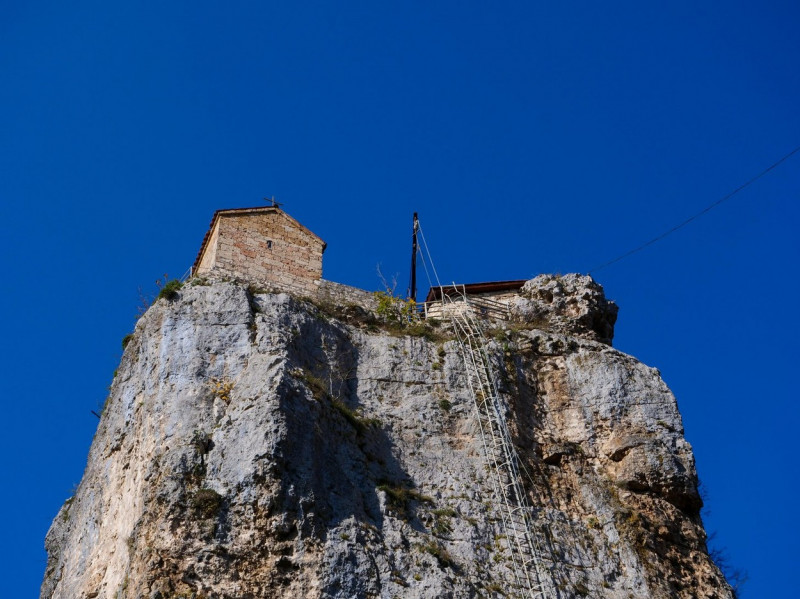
<box><xmin>263</xmin><ymin>196</ymin><xmax>284</xmax><ymax>208</ymax></box>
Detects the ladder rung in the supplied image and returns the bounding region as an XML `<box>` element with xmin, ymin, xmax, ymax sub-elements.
<box><xmin>452</xmin><ymin>311</ymin><xmax>560</xmax><ymax>598</ymax></box>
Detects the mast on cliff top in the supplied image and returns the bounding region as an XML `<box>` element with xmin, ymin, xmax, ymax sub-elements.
<box><xmin>408</xmin><ymin>212</ymin><xmax>419</xmax><ymax>303</ymax></box>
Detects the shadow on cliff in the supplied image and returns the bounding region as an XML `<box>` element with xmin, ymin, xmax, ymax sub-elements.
<box><xmin>500</xmin><ymin>347</ymin><xmax>598</xmax><ymax>595</ymax></box>
<box><xmin>270</xmin><ymin>307</ymin><xmax>418</xmax><ymax>541</ymax></box>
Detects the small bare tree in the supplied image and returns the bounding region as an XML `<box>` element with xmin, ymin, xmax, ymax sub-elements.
<box><xmin>374</xmin><ymin>265</ymin><xmax>416</xmax><ymax>324</ymax></box>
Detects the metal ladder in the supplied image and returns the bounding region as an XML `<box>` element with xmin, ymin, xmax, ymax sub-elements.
<box><xmin>442</xmin><ymin>289</ymin><xmax>560</xmax><ymax>599</ymax></box>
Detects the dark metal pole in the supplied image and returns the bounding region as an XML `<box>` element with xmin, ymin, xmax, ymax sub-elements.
<box><xmin>410</xmin><ymin>212</ymin><xmax>419</xmax><ymax>302</ymax></box>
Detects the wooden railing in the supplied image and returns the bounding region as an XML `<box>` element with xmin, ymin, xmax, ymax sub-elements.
<box><xmin>418</xmin><ymin>294</ymin><xmax>510</xmax><ymax>321</ymax></box>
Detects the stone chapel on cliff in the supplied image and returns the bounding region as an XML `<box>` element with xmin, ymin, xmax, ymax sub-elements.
<box><xmin>192</xmin><ymin>205</ymin><xmax>327</xmax><ymax>296</ymax></box>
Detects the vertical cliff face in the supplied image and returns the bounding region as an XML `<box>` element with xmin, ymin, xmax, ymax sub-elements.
<box><xmin>41</xmin><ymin>277</ymin><xmax>733</xmax><ymax>599</ymax></box>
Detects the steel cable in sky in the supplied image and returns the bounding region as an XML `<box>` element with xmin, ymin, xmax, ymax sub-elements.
<box><xmin>589</xmin><ymin>144</ymin><xmax>800</xmax><ymax>273</ymax></box>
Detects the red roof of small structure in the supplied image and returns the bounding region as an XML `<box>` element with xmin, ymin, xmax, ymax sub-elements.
<box><xmin>192</xmin><ymin>206</ymin><xmax>327</xmax><ymax>274</ymax></box>
<box><xmin>424</xmin><ymin>280</ymin><xmax>527</xmax><ymax>303</ymax></box>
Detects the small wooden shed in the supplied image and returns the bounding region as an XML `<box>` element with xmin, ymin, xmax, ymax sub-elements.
<box><xmin>422</xmin><ymin>280</ymin><xmax>526</xmax><ymax>320</ymax></box>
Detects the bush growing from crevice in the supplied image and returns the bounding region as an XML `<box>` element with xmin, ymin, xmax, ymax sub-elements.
<box><xmin>60</xmin><ymin>497</ymin><xmax>74</xmax><ymax>522</ymax></box>
<box><xmin>296</xmin><ymin>370</ymin><xmax>329</xmax><ymax>401</ymax></box>
<box><xmin>374</xmin><ymin>290</ymin><xmax>416</xmax><ymax>323</ymax></box>
<box><xmin>294</xmin><ymin>368</ymin><xmax>380</xmax><ymax>434</ymax></box>
<box><xmin>121</xmin><ymin>333</ymin><xmax>134</xmax><ymax>350</ymax></box>
<box><xmin>192</xmin><ymin>430</ymin><xmax>213</xmax><ymax>455</ymax></box>
<box><xmin>431</xmin><ymin>508</ymin><xmax>456</xmax><ymax>536</ymax></box>
<box><xmin>419</xmin><ymin>540</ymin><xmax>458</xmax><ymax>570</ymax></box>
<box><xmin>156</xmin><ymin>279</ymin><xmax>183</xmax><ymax>301</ymax></box>
<box><xmin>708</xmin><ymin>533</ymin><xmax>748</xmax><ymax>598</ymax></box>
<box><xmin>378</xmin><ymin>480</ymin><xmax>434</xmax><ymax>520</ymax></box>
<box><xmin>300</xmin><ymin>286</ymin><xmax>450</xmax><ymax>341</ymax></box>
<box><xmin>371</xmin><ymin>287</ymin><xmax>451</xmax><ymax>341</ymax></box>
<box><xmin>331</xmin><ymin>399</ymin><xmax>381</xmax><ymax>434</ymax></box>
<box><xmin>190</xmin><ymin>488</ymin><xmax>223</xmax><ymax>519</ymax></box>
<box><xmin>246</xmin><ymin>283</ymin><xmax>270</xmax><ymax>296</ymax></box>
<box><xmin>302</xmin><ymin>296</ymin><xmax>378</xmax><ymax>328</ymax></box>
<box><xmin>209</xmin><ymin>378</ymin><xmax>234</xmax><ymax>403</ymax></box>
<box><xmin>383</xmin><ymin>319</ymin><xmax>449</xmax><ymax>342</ymax></box>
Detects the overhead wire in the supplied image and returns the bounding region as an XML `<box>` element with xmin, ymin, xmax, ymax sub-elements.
<box><xmin>417</xmin><ymin>223</ymin><xmax>444</xmax><ymax>290</ymax></box>
<box><xmin>417</xmin><ymin>244</ymin><xmax>435</xmax><ymax>291</ymax></box>
<box><xmin>588</xmin><ymin>144</ymin><xmax>800</xmax><ymax>274</ymax></box>
<box><xmin>402</xmin><ymin>150</ymin><xmax>800</xmax><ymax>593</ymax></box>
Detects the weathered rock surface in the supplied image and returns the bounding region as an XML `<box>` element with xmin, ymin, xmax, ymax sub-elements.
<box><xmin>511</xmin><ymin>274</ymin><xmax>618</xmax><ymax>345</ymax></box>
<box><xmin>41</xmin><ymin>277</ymin><xmax>732</xmax><ymax>599</ymax></box>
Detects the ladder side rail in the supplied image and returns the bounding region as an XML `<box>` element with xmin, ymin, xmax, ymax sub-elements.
<box><xmin>460</xmin><ymin>307</ymin><xmax>530</xmax><ymax>487</ymax></box>
<box><xmin>451</xmin><ymin>295</ymin><xmax>560</xmax><ymax>599</ymax></box>
<box><xmin>452</xmin><ymin>309</ymin><xmax>548</xmax><ymax>597</ymax></box>
<box><xmin>450</xmin><ymin>311</ymin><xmax>538</xmax><ymax>594</ymax></box>
<box><xmin>462</xmin><ymin>308</ymin><xmax>540</xmax><ymax>499</ymax></box>
<box><xmin>458</xmin><ymin>362</ymin><xmax>539</xmax><ymax>592</ymax></box>
<box><xmin>462</xmin><ymin>311</ymin><xmax>559</xmax><ymax>598</ymax></box>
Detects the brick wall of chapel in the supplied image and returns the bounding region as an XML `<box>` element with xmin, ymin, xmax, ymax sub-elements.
<box><xmin>209</xmin><ymin>211</ymin><xmax>324</xmax><ymax>295</ymax></box>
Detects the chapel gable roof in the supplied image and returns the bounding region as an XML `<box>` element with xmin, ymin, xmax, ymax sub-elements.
<box><xmin>192</xmin><ymin>206</ymin><xmax>327</xmax><ymax>274</ymax></box>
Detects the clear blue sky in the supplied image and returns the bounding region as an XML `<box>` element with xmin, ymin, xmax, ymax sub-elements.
<box><xmin>2</xmin><ymin>2</ymin><xmax>798</xmax><ymax>596</ymax></box>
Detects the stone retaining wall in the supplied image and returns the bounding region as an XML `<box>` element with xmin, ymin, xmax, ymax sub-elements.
<box><xmin>318</xmin><ymin>279</ymin><xmax>377</xmax><ymax>310</ymax></box>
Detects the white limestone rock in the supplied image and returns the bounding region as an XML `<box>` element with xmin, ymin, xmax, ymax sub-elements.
<box><xmin>510</xmin><ymin>274</ymin><xmax>619</xmax><ymax>345</ymax></box>
<box><xmin>41</xmin><ymin>278</ymin><xmax>732</xmax><ymax>599</ymax></box>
